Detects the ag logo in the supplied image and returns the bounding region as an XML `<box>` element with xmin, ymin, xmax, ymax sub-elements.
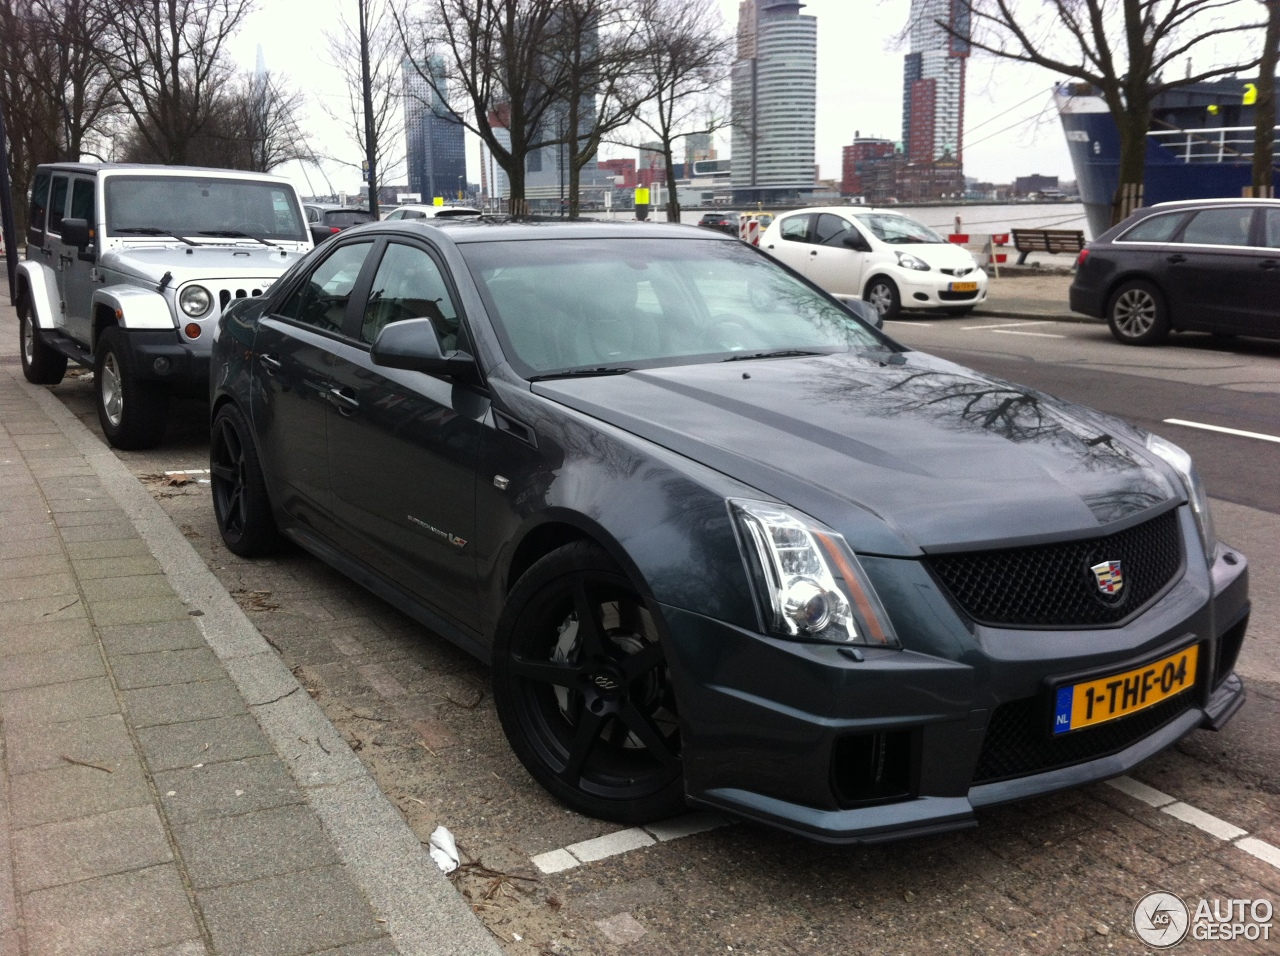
<box><xmin>1134</xmin><ymin>891</ymin><xmax>1190</xmax><ymax>948</ymax></box>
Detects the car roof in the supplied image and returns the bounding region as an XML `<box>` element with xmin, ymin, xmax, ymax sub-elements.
<box><xmin>391</xmin><ymin>203</ymin><xmax>482</xmax><ymax>213</ymax></box>
<box><xmin>774</xmin><ymin>206</ymin><xmax>911</xmax><ymax>218</ymax></box>
<box><xmin>340</xmin><ymin>219</ymin><xmax>728</xmax><ymax>245</ymax></box>
<box><xmin>37</xmin><ymin>162</ymin><xmax>292</xmax><ymax>183</ymax></box>
<box><xmin>1151</xmin><ymin>197</ymin><xmax>1280</xmax><ymax>209</ymax></box>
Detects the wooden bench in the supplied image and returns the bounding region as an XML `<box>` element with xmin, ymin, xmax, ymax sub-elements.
<box><xmin>1011</xmin><ymin>228</ymin><xmax>1086</xmax><ymax>264</ymax></box>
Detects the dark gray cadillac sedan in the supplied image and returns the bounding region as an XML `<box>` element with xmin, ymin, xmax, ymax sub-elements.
<box><xmin>209</xmin><ymin>220</ymin><xmax>1248</xmax><ymax>843</ymax></box>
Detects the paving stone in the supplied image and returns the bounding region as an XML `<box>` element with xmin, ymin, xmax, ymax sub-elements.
<box><xmin>0</xmin><ymin>553</ymin><xmax>71</xmax><ymax>580</ymax></box>
<box><xmin>98</xmin><ymin>620</ymin><xmax>206</xmax><ymax>656</ymax></box>
<box><xmin>122</xmin><ymin>677</ymin><xmax>247</xmax><ymax>728</ymax></box>
<box><xmin>0</xmin><ymin>520</ymin><xmax>57</xmax><ymax>541</ymax></box>
<box><xmin>88</xmin><ymin>595</ymin><xmax>190</xmax><ymax>627</ymax></box>
<box><xmin>0</xmin><ymin>645</ymin><xmax>105</xmax><ymax>691</ymax></box>
<box><xmin>111</xmin><ymin>648</ymin><xmax>223</xmax><ymax>690</ymax></box>
<box><xmin>135</xmin><ymin>714</ymin><xmax>274</xmax><ymax>771</ymax></box>
<box><xmin>0</xmin><ymin>494</ymin><xmax>46</xmax><ymax>512</ymax></box>
<box><xmin>0</xmin><ymin>618</ymin><xmax>95</xmax><ymax>657</ymax></box>
<box><xmin>79</xmin><ymin>574</ymin><xmax>174</xmax><ymax>604</ymax></box>
<box><xmin>307</xmin><ymin>940</ymin><xmax>398</xmax><ymax>956</ymax></box>
<box><xmin>53</xmin><ymin>508</ymin><xmax>132</xmax><ymax>528</ymax></box>
<box><xmin>0</xmin><ymin>571</ymin><xmax>77</xmax><ymax>603</ymax></box>
<box><xmin>172</xmin><ymin>804</ymin><xmax>339</xmax><ymax>889</ymax></box>
<box><xmin>45</xmin><ymin>496</ymin><xmax>117</xmax><ymax>513</ymax></box>
<box><xmin>1</xmin><ymin>676</ymin><xmax>118</xmax><ymax>727</ymax></box>
<box><xmin>0</xmin><ymin>593</ymin><xmax>86</xmax><ymax>627</ymax></box>
<box><xmin>64</xmin><ymin>538</ymin><xmax>150</xmax><ymax>560</ymax></box>
<box><xmin>124</xmin><ymin>941</ymin><xmax>206</xmax><ymax>956</ymax></box>
<box><xmin>13</xmin><ymin>805</ymin><xmax>172</xmax><ymax>892</ymax></box>
<box><xmin>9</xmin><ymin>760</ymin><xmax>151</xmax><ymax>829</ymax></box>
<box><xmin>199</xmin><ymin>866</ymin><xmax>382</xmax><ymax>956</ymax></box>
<box><xmin>1</xmin><ymin>507</ymin><xmax>59</xmax><ymax>528</ymax></box>
<box><xmin>23</xmin><ymin>864</ymin><xmax>200</xmax><ymax>956</ymax></box>
<box><xmin>154</xmin><ymin>755</ymin><xmax>304</xmax><ymax>824</ymax></box>
<box><xmin>5</xmin><ymin>713</ymin><xmax>136</xmax><ymax>775</ymax></box>
<box><xmin>59</xmin><ymin>522</ymin><xmax>146</xmax><ymax>543</ymax></box>
<box><xmin>0</xmin><ymin>536</ymin><xmax>63</xmax><ymax>560</ymax></box>
<box><xmin>73</xmin><ymin>555</ymin><xmax>165</xmax><ymax>580</ymax></box>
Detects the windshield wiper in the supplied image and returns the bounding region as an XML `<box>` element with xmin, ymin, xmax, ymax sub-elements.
<box><xmin>528</xmin><ymin>366</ymin><xmax>635</xmax><ymax>381</ymax></box>
<box><xmin>198</xmin><ymin>230</ymin><xmax>279</xmax><ymax>247</ymax></box>
<box><xmin>114</xmin><ymin>227</ymin><xmax>197</xmax><ymax>246</ymax></box>
<box><xmin>721</xmin><ymin>349</ymin><xmax>825</xmax><ymax>363</ymax></box>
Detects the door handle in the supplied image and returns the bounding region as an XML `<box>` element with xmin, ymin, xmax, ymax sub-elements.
<box><xmin>1261</xmin><ymin>260</ymin><xmax>1279</xmax><ymax>270</ymax></box>
<box><xmin>766</xmin><ymin>244</ymin><xmax>774</xmax><ymax>250</ymax></box>
<box><xmin>1166</xmin><ymin>254</ymin><xmax>1186</xmax><ymax>264</ymax></box>
<box><xmin>810</xmin><ymin>249</ymin><xmax>818</xmax><ymax>256</ymax></box>
<box><xmin>328</xmin><ymin>386</ymin><xmax>359</xmax><ymax>413</ymax></box>
<box><xmin>259</xmin><ymin>353</ymin><xmax>282</xmax><ymax>374</ymax></box>
<box><xmin>40</xmin><ymin>247</ymin><xmax>52</xmax><ymax>258</ymax></box>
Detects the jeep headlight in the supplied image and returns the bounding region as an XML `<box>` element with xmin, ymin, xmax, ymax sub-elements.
<box><xmin>1146</xmin><ymin>434</ymin><xmax>1216</xmax><ymax>563</ymax></box>
<box><xmin>895</xmin><ymin>252</ymin><xmax>930</xmax><ymax>271</ymax></box>
<box><xmin>730</xmin><ymin>499</ymin><xmax>898</xmax><ymax>647</ymax></box>
<box><xmin>179</xmin><ymin>285</ymin><xmax>212</xmax><ymax>317</ymax></box>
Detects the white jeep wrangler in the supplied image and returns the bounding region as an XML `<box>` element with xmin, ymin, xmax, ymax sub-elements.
<box><xmin>17</xmin><ymin>164</ymin><xmax>313</xmax><ymax>448</ymax></box>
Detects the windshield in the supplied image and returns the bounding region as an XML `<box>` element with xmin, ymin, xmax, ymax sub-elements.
<box><xmin>460</xmin><ymin>238</ymin><xmax>886</xmax><ymax>377</ymax></box>
<box><xmin>104</xmin><ymin>176</ymin><xmax>307</xmax><ymax>241</ymax></box>
<box><xmin>853</xmin><ymin>213</ymin><xmax>945</xmax><ymax>244</ymax></box>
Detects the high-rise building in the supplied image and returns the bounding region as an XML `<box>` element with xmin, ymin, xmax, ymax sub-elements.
<box><xmin>403</xmin><ymin>58</ymin><xmax>467</xmax><ymax>201</ymax></box>
<box><xmin>902</xmin><ymin>0</ymin><xmax>969</xmax><ymax>164</ymax></box>
<box><xmin>684</xmin><ymin>132</ymin><xmax>715</xmax><ymax>167</ymax></box>
<box><xmin>841</xmin><ymin>133</ymin><xmax>896</xmax><ymax>197</ymax></box>
<box><xmin>730</xmin><ymin>0</ymin><xmax>817</xmax><ymax>201</ymax></box>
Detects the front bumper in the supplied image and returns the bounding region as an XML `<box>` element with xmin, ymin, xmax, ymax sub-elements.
<box><xmin>895</xmin><ymin>269</ymin><xmax>989</xmax><ymax>310</ymax></box>
<box><xmin>124</xmin><ymin>329</ymin><xmax>212</xmax><ymax>385</ymax></box>
<box><xmin>661</xmin><ymin>521</ymin><xmax>1248</xmax><ymax>844</ymax></box>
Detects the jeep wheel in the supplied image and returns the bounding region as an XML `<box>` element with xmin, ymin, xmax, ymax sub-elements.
<box><xmin>94</xmin><ymin>327</ymin><xmax>171</xmax><ymax>449</ymax></box>
<box><xmin>18</xmin><ymin>295</ymin><xmax>67</xmax><ymax>385</ymax></box>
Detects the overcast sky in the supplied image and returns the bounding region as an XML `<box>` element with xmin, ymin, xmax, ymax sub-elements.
<box><xmin>225</xmin><ymin>0</ymin><xmax>1257</xmax><ymax>199</ymax></box>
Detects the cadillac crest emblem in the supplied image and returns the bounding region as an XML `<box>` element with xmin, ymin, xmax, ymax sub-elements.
<box><xmin>1090</xmin><ymin>560</ymin><xmax>1125</xmax><ymax>597</ymax></box>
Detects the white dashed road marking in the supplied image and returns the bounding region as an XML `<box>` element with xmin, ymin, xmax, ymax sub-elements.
<box><xmin>1162</xmin><ymin>419</ymin><xmax>1280</xmax><ymax>445</ymax></box>
<box><xmin>530</xmin><ymin>811</ymin><xmax>732</xmax><ymax>874</ymax></box>
<box><xmin>989</xmin><ymin>329</ymin><xmax>1067</xmax><ymax>339</ymax></box>
<box><xmin>961</xmin><ymin>321</ymin><xmax>1050</xmax><ymax>331</ymax></box>
<box><xmin>1106</xmin><ymin>776</ymin><xmax>1280</xmax><ymax>870</ymax></box>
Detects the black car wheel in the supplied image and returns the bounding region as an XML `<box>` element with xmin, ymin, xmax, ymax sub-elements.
<box><xmin>18</xmin><ymin>294</ymin><xmax>67</xmax><ymax>385</ymax></box>
<box><xmin>493</xmin><ymin>541</ymin><xmax>686</xmax><ymax>823</ymax></box>
<box><xmin>210</xmin><ymin>403</ymin><xmax>283</xmax><ymax>557</ymax></box>
<box><xmin>865</xmin><ymin>276</ymin><xmax>901</xmax><ymax>321</ymax></box>
<box><xmin>1107</xmin><ymin>280</ymin><xmax>1169</xmax><ymax>346</ymax></box>
<box><xmin>94</xmin><ymin>327</ymin><xmax>171</xmax><ymax>449</ymax></box>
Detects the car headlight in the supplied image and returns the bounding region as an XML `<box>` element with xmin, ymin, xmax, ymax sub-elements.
<box><xmin>1145</xmin><ymin>434</ymin><xmax>1216</xmax><ymax>563</ymax></box>
<box><xmin>895</xmin><ymin>252</ymin><xmax>930</xmax><ymax>271</ymax></box>
<box><xmin>730</xmin><ymin>499</ymin><xmax>899</xmax><ymax>647</ymax></box>
<box><xmin>180</xmin><ymin>285</ymin><xmax>212</xmax><ymax>317</ymax></box>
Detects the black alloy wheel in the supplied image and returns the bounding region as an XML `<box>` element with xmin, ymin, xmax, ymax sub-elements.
<box><xmin>210</xmin><ymin>403</ymin><xmax>283</xmax><ymax>557</ymax></box>
<box><xmin>18</xmin><ymin>294</ymin><xmax>67</xmax><ymax>385</ymax></box>
<box><xmin>493</xmin><ymin>541</ymin><xmax>686</xmax><ymax>823</ymax></box>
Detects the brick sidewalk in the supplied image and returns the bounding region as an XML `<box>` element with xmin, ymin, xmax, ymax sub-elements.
<box><xmin>0</xmin><ymin>310</ymin><xmax>502</xmax><ymax>956</ymax></box>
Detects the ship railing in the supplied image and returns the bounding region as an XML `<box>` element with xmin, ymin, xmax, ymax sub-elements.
<box><xmin>1148</xmin><ymin>126</ymin><xmax>1280</xmax><ymax>164</ymax></box>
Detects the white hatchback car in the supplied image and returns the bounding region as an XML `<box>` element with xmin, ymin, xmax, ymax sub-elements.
<box><xmin>759</xmin><ymin>207</ymin><xmax>988</xmax><ymax>319</ymax></box>
<box><xmin>383</xmin><ymin>203</ymin><xmax>483</xmax><ymax>221</ymax></box>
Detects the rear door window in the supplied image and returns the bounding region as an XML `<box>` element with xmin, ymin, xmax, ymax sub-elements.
<box><xmin>779</xmin><ymin>214</ymin><xmax>812</xmax><ymax>243</ymax></box>
<box><xmin>47</xmin><ymin>175</ymin><xmax>69</xmax><ymax>236</ymax></box>
<box><xmin>1118</xmin><ymin>212</ymin><xmax>1186</xmax><ymax>243</ymax></box>
<box><xmin>1262</xmin><ymin>209</ymin><xmax>1280</xmax><ymax>248</ymax></box>
<box><xmin>1179</xmin><ymin>207</ymin><xmax>1257</xmax><ymax>247</ymax></box>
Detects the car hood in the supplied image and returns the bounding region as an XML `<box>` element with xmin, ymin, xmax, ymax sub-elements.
<box><xmin>531</xmin><ymin>351</ymin><xmax>1178</xmax><ymax>556</ymax></box>
<box><xmin>101</xmin><ymin>245</ymin><xmax>305</xmax><ymax>283</ymax></box>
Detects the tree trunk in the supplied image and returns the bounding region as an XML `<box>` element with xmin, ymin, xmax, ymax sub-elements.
<box><xmin>1112</xmin><ymin>106</ymin><xmax>1150</xmax><ymax>225</ymax></box>
<box><xmin>568</xmin><ymin>159</ymin><xmax>581</xmax><ymax>220</ymax></box>
<box><xmin>507</xmin><ymin>160</ymin><xmax>527</xmax><ymax>218</ymax></box>
<box><xmin>663</xmin><ymin>143</ymin><xmax>680</xmax><ymax>223</ymax></box>
<box><xmin>1254</xmin><ymin>1</ymin><xmax>1280</xmax><ymax>195</ymax></box>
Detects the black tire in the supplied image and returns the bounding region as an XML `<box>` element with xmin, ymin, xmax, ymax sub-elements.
<box><xmin>94</xmin><ymin>326</ymin><xmax>171</xmax><ymax>449</ymax></box>
<box><xmin>864</xmin><ymin>276</ymin><xmax>901</xmax><ymax>321</ymax></box>
<box><xmin>944</xmin><ymin>305</ymin><xmax>975</xmax><ymax>316</ymax></box>
<box><xmin>1107</xmin><ymin>279</ymin><xmax>1169</xmax><ymax>346</ymax></box>
<box><xmin>18</xmin><ymin>294</ymin><xmax>67</xmax><ymax>385</ymax></box>
<box><xmin>210</xmin><ymin>403</ymin><xmax>284</xmax><ymax>557</ymax></box>
<box><xmin>493</xmin><ymin>541</ymin><xmax>686</xmax><ymax>823</ymax></box>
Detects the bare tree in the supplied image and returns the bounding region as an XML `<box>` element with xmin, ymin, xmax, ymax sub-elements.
<box><xmin>395</xmin><ymin>0</ymin><xmax>572</xmax><ymax>216</ymax></box>
<box><xmin>324</xmin><ymin>0</ymin><xmax>406</xmax><ymax>206</ymax></box>
<box><xmin>104</xmin><ymin>0</ymin><xmax>253</xmax><ymax>165</ymax></box>
<box><xmin>933</xmin><ymin>0</ymin><xmax>1262</xmax><ymax>224</ymax></box>
<box><xmin>1254</xmin><ymin>0</ymin><xmax>1280</xmax><ymax>195</ymax></box>
<box><xmin>628</xmin><ymin>0</ymin><xmax>729</xmax><ymax>223</ymax></box>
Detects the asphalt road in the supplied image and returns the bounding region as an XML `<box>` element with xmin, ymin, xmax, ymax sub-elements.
<box><xmin>30</xmin><ymin>317</ymin><xmax>1280</xmax><ymax>956</ymax></box>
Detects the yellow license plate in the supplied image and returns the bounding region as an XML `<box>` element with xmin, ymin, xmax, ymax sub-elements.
<box><xmin>949</xmin><ymin>281</ymin><xmax>978</xmax><ymax>293</ymax></box>
<box><xmin>1052</xmin><ymin>645</ymin><xmax>1198</xmax><ymax>735</ymax></box>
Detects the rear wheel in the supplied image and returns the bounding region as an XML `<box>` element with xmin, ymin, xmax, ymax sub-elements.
<box><xmin>94</xmin><ymin>327</ymin><xmax>171</xmax><ymax>449</ymax></box>
<box><xmin>493</xmin><ymin>541</ymin><xmax>686</xmax><ymax>823</ymax></box>
<box><xmin>18</xmin><ymin>294</ymin><xmax>67</xmax><ymax>385</ymax></box>
<box><xmin>1107</xmin><ymin>280</ymin><xmax>1169</xmax><ymax>346</ymax></box>
<box><xmin>864</xmin><ymin>276</ymin><xmax>901</xmax><ymax>321</ymax></box>
<box><xmin>211</xmin><ymin>403</ymin><xmax>283</xmax><ymax>557</ymax></box>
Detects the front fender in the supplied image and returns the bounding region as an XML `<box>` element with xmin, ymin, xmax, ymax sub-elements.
<box><xmin>93</xmin><ymin>286</ymin><xmax>176</xmax><ymax>331</ymax></box>
<box><xmin>16</xmin><ymin>260</ymin><xmax>58</xmax><ymax>330</ymax></box>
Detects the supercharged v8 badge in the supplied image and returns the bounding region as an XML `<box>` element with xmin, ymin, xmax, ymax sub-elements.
<box><xmin>407</xmin><ymin>515</ymin><xmax>467</xmax><ymax>549</ymax></box>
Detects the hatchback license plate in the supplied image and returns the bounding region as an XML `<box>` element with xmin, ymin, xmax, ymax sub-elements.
<box><xmin>949</xmin><ymin>281</ymin><xmax>978</xmax><ymax>293</ymax></box>
<box><xmin>1052</xmin><ymin>645</ymin><xmax>1198</xmax><ymax>735</ymax></box>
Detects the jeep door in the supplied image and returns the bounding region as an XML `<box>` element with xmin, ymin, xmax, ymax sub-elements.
<box><xmin>59</xmin><ymin>176</ymin><xmax>98</xmax><ymax>344</ymax></box>
<box><xmin>252</xmin><ymin>239</ymin><xmax>376</xmax><ymax>536</ymax></box>
<box><xmin>45</xmin><ymin>174</ymin><xmax>71</xmax><ymax>333</ymax></box>
<box><xmin>325</xmin><ymin>238</ymin><xmax>485</xmax><ymax>628</ymax></box>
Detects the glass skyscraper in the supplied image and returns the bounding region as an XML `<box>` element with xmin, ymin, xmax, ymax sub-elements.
<box><xmin>403</xmin><ymin>58</ymin><xmax>467</xmax><ymax>201</ymax></box>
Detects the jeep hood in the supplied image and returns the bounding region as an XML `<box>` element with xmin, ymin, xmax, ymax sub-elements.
<box><xmin>532</xmin><ymin>351</ymin><xmax>1180</xmax><ymax>556</ymax></box>
<box><xmin>101</xmin><ymin>245</ymin><xmax>304</xmax><ymax>284</ymax></box>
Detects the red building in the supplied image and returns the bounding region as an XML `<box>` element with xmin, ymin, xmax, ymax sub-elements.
<box><xmin>841</xmin><ymin>134</ymin><xmax>895</xmax><ymax>196</ymax></box>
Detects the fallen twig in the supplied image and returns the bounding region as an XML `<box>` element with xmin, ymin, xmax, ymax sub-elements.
<box><xmin>60</xmin><ymin>754</ymin><xmax>113</xmax><ymax>773</ymax></box>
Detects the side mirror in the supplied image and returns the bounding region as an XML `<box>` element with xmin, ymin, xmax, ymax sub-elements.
<box><xmin>846</xmin><ymin>298</ymin><xmax>883</xmax><ymax>330</ymax></box>
<box><xmin>61</xmin><ymin>217</ymin><xmax>91</xmax><ymax>248</ymax></box>
<box><xmin>309</xmin><ymin>224</ymin><xmax>334</xmax><ymax>246</ymax></box>
<box><xmin>842</xmin><ymin>233</ymin><xmax>870</xmax><ymax>252</ymax></box>
<box><xmin>370</xmin><ymin>318</ymin><xmax>476</xmax><ymax>379</ymax></box>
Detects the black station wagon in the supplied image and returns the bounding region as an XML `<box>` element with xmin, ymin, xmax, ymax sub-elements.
<box><xmin>209</xmin><ymin>219</ymin><xmax>1248</xmax><ymax>843</ymax></box>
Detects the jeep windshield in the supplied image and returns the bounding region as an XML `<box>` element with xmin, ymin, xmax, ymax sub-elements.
<box><xmin>104</xmin><ymin>176</ymin><xmax>307</xmax><ymax>243</ymax></box>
